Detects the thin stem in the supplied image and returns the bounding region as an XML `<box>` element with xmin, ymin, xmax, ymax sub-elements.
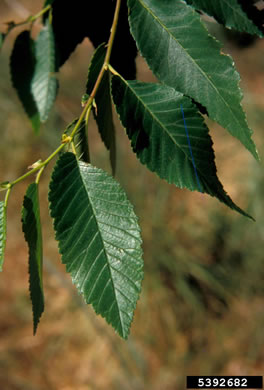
<box><xmin>4</xmin><ymin>187</ymin><xmax>11</xmax><ymax>208</ymax></box>
<box><xmin>69</xmin><ymin>0</ymin><xmax>122</xmax><ymax>140</ymax></box>
<box><xmin>85</xmin><ymin>102</ymin><xmax>92</xmax><ymax>124</ymax></box>
<box><xmin>104</xmin><ymin>0</ymin><xmax>122</xmax><ymax>65</ymax></box>
<box><xmin>5</xmin><ymin>4</ymin><xmax>51</xmax><ymax>32</ymax></box>
<box><xmin>71</xmin><ymin>142</ymin><xmax>77</xmax><ymax>155</ymax></box>
<box><xmin>84</xmin><ymin>104</ymin><xmax>92</xmax><ymax>164</ymax></box>
<box><xmin>36</xmin><ymin>166</ymin><xmax>45</xmax><ymax>185</ymax></box>
<box><xmin>10</xmin><ymin>143</ymin><xmax>65</xmax><ymax>188</ymax></box>
<box><xmin>1</xmin><ymin>0</ymin><xmax>122</xmax><ymax>192</ymax></box>
<box><xmin>108</xmin><ymin>64</ymin><xmax>119</xmax><ymax>76</ymax></box>
<box><xmin>29</xmin><ymin>5</ymin><xmax>51</xmax><ymax>23</ymax></box>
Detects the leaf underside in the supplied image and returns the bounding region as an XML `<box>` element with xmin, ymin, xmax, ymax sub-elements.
<box><xmin>10</xmin><ymin>31</ymin><xmax>40</xmax><ymax>132</ymax></box>
<box><xmin>185</xmin><ymin>0</ymin><xmax>263</xmax><ymax>36</ymax></box>
<box><xmin>31</xmin><ymin>20</ymin><xmax>58</xmax><ymax>122</ymax></box>
<box><xmin>86</xmin><ymin>44</ymin><xmax>116</xmax><ymax>174</ymax></box>
<box><xmin>49</xmin><ymin>153</ymin><xmax>144</xmax><ymax>338</ymax></box>
<box><xmin>0</xmin><ymin>201</ymin><xmax>7</xmax><ymax>272</ymax></box>
<box><xmin>111</xmin><ymin>76</ymin><xmax>253</xmax><ymax>219</ymax></box>
<box><xmin>128</xmin><ymin>0</ymin><xmax>258</xmax><ymax>160</ymax></box>
<box><xmin>22</xmin><ymin>183</ymin><xmax>44</xmax><ymax>334</ymax></box>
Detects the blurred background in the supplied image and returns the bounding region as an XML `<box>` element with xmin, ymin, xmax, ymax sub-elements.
<box><xmin>0</xmin><ymin>1</ymin><xmax>264</xmax><ymax>389</ymax></box>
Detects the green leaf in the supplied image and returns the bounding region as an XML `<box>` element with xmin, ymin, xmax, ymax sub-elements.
<box><xmin>74</xmin><ymin>120</ymin><xmax>90</xmax><ymax>163</ymax></box>
<box><xmin>111</xmin><ymin>76</ymin><xmax>252</xmax><ymax>219</ymax></box>
<box><xmin>87</xmin><ymin>44</ymin><xmax>116</xmax><ymax>174</ymax></box>
<box><xmin>128</xmin><ymin>0</ymin><xmax>258</xmax><ymax>160</ymax></box>
<box><xmin>22</xmin><ymin>183</ymin><xmax>44</xmax><ymax>334</ymax></box>
<box><xmin>10</xmin><ymin>31</ymin><xmax>40</xmax><ymax>132</ymax></box>
<box><xmin>185</xmin><ymin>0</ymin><xmax>263</xmax><ymax>36</ymax></box>
<box><xmin>236</xmin><ymin>1</ymin><xmax>264</xmax><ymax>36</ymax></box>
<box><xmin>49</xmin><ymin>153</ymin><xmax>143</xmax><ymax>338</ymax></box>
<box><xmin>0</xmin><ymin>201</ymin><xmax>7</xmax><ymax>272</ymax></box>
<box><xmin>62</xmin><ymin>118</ymin><xmax>90</xmax><ymax>162</ymax></box>
<box><xmin>31</xmin><ymin>20</ymin><xmax>57</xmax><ymax>122</ymax></box>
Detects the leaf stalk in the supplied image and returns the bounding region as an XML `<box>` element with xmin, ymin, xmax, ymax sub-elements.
<box><xmin>69</xmin><ymin>0</ymin><xmax>122</xmax><ymax>140</ymax></box>
<box><xmin>4</xmin><ymin>5</ymin><xmax>51</xmax><ymax>36</ymax></box>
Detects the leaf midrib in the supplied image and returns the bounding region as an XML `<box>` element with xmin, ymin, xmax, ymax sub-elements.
<box><xmin>77</xmin><ymin>160</ymin><xmax>125</xmax><ymax>336</ymax></box>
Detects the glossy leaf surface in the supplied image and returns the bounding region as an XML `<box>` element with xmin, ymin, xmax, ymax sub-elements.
<box><xmin>49</xmin><ymin>153</ymin><xmax>143</xmax><ymax>338</ymax></box>
<box><xmin>22</xmin><ymin>183</ymin><xmax>44</xmax><ymax>334</ymax></box>
<box><xmin>112</xmin><ymin>76</ymin><xmax>252</xmax><ymax>219</ymax></box>
<box><xmin>31</xmin><ymin>21</ymin><xmax>57</xmax><ymax>122</ymax></box>
<box><xmin>0</xmin><ymin>201</ymin><xmax>7</xmax><ymax>272</ymax></box>
<box><xmin>87</xmin><ymin>44</ymin><xmax>116</xmax><ymax>174</ymax></box>
<box><xmin>128</xmin><ymin>0</ymin><xmax>258</xmax><ymax>159</ymax></box>
<box><xmin>10</xmin><ymin>31</ymin><xmax>40</xmax><ymax>132</ymax></box>
<box><xmin>185</xmin><ymin>0</ymin><xmax>263</xmax><ymax>36</ymax></box>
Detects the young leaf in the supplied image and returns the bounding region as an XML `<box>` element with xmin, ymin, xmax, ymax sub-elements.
<box><xmin>0</xmin><ymin>201</ymin><xmax>7</xmax><ymax>272</ymax></box>
<box><xmin>22</xmin><ymin>183</ymin><xmax>44</xmax><ymax>334</ymax></box>
<box><xmin>128</xmin><ymin>0</ymin><xmax>258</xmax><ymax>160</ymax></box>
<box><xmin>49</xmin><ymin>152</ymin><xmax>143</xmax><ymax>338</ymax></box>
<box><xmin>111</xmin><ymin>76</ymin><xmax>253</xmax><ymax>219</ymax></box>
<box><xmin>10</xmin><ymin>31</ymin><xmax>40</xmax><ymax>132</ymax></box>
<box><xmin>31</xmin><ymin>21</ymin><xmax>57</xmax><ymax>122</ymax></box>
<box><xmin>86</xmin><ymin>44</ymin><xmax>116</xmax><ymax>174</ymax></box>
<box><xmin>184</xmin><ymin>0</ymin><xmax>263</xmax><ymax>36</ymax></box>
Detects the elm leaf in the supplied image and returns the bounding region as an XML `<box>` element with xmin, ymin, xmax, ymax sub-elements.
<box><xmin>185</xmin><ymin>0</ymin><xmax>263</xmax><ymax>36</ymax></box>
<box><xmin>31</xmin><ymin>20</ymin><xmax>57</xmax><ymax>122</ymax></box>
<box><xmin>128</xmin><ymin>0</ymin><xmax>258</xmax><ymax>160</ymax></box>
<box><xmin>10</xmin><ymin>31</ymin><xmax>40</xmax><ymax>132</ymax></box>
<box><xmin>22</xmin><ymin>183</ymin><xmax>44</xmax><ymax>334</ymax></box>
<box><xmin>49</xmin><ymin>153</ymin><xmax>143</xmax><ymax>338</ymax></box>
<box><xmin>111</xmin><ymin>76</ymin><xmax>253</xmax><ymax>219</ymax></box>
